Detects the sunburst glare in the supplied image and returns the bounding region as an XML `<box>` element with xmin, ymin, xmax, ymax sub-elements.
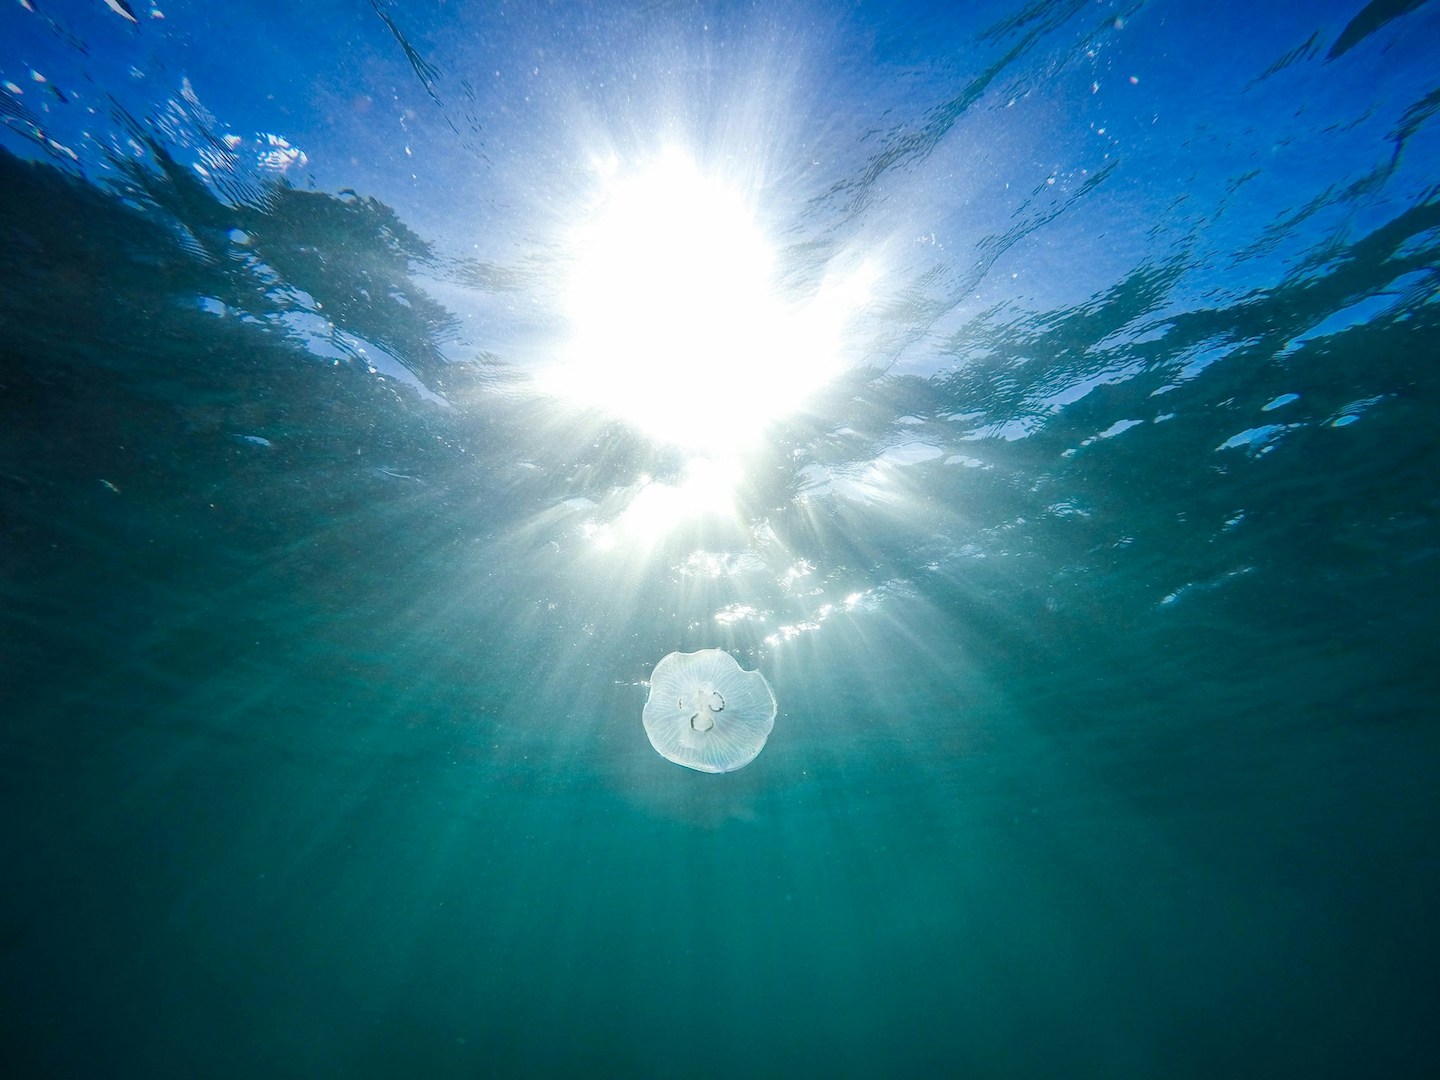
<box><xmin>540</xmin><ymin>147</ymin><xmax>874</xmax><ymax>461</ymax></box>
<box><xmin>582</xmin><ymin>456</ymin><xmax>742</xmax><ymax>554</ymax></box>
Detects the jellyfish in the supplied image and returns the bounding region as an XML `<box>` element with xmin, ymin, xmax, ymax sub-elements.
<box><xmin>642</xmin><ymin>648</ymin><xmax>777</xmax><ymax>773</ymax></box>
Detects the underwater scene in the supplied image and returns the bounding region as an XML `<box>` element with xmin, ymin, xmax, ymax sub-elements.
<box><xmin>2</xmin><ymin>0</ymin><xmax>1439</xmax><ymax>1076</ymax></box>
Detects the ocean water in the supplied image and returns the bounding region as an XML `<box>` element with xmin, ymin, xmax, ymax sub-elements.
<box><xmin>2</xmin><ymin>1</ymin><xmax>1439</xmax><ymax>1076</ymax></box>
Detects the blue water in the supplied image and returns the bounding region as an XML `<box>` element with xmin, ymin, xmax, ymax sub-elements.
<box><xmin>3</xmin><ymin>1</ymin><xmax>1439</xmax><ymax>1076</ymax></box>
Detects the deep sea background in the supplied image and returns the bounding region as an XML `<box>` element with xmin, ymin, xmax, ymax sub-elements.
<box><xmin>2</xmin><ymin>1</ymin><xmax>1439</xmax><ymax>1076</ymax></box>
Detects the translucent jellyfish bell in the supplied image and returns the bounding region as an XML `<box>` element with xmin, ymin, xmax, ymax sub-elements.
<box><xmin>642</xmin><ymin>649</ymin><xmax>777</xmax><ymax>773</ymax></box>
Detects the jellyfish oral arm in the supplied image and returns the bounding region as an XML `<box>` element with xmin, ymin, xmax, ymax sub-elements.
<box><xmin>685</xmin><ymin>688</ymin><xmax>724</xmax><ymax>731</ymax></box>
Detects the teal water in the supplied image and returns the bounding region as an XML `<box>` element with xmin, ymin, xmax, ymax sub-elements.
<box><xmin>3</xmin><ymin>2</ymin><xmax>1440</xmax><ymax>1076</ymax></box>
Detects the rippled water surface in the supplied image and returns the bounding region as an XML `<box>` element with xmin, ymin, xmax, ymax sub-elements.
<box><xmin>3</xmin><ymin>1</ymin><xmax>1439</xmax><ymax>1076</ymax></box>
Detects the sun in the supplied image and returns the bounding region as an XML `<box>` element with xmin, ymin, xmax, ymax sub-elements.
<box><xmin>540</xmin><ymin>147</ymin><xmax>872</xmax><ymax>455</ymax></box>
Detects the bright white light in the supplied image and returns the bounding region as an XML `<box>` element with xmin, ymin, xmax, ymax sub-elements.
<box><xmin>586</xmin><ymin>457</ymin><xmax>742</xmax><ymax>551</ymax></box>
<box><xmin>543</xmin><ymin>148</ymin><xmax>872</xmax><ymax>452</ymax></box>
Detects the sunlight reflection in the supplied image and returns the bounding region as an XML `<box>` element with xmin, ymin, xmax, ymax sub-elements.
<box><xmin>583</xmin><ymin>456</ymin><xmax>742</xmax><ymax>553</ymax></box>
<box><xmin>714</xmin><ymin>602</ymin><xmax>763</xmax><ymax>626</ymax></box>
<box><xmin>540</xmin><ymin>146</ymin><xmax>874</xmax><ymax>454</ymax></box>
